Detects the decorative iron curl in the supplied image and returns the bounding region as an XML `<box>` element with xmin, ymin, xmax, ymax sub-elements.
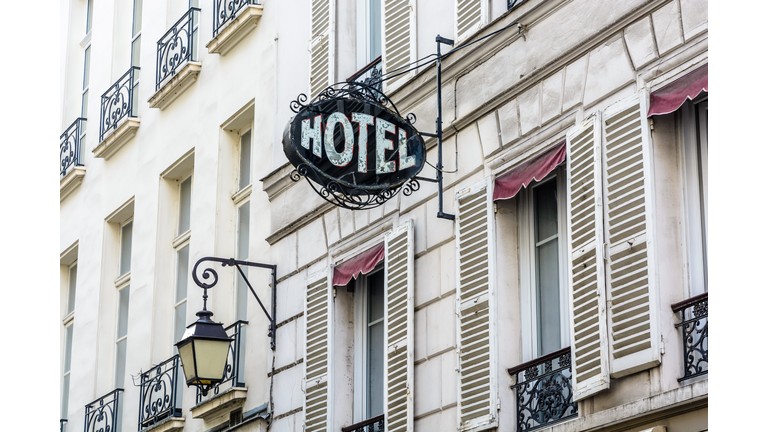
<box><xmin>191</xmin><ymin>257</ymin><xmax>239</xmax><ymax>290</ymax></box>
<box><xmin>406</xmin><ymin>113</ymin><xmax>417</xmax><ymax>125</ymax></box>
<box><xmin>401</xmin><ymin>178</ymin><xmax>421</xmax><ymax>196</ymax></box>
<box><xmin>297</xmin><ymin>80</ymin><xmax>403</xmax><ymax>118</ymax></box>
<box><xmin>289</xmin><ymin>93</ymin><xmax>309</xmax><ymax>113</ymax></box>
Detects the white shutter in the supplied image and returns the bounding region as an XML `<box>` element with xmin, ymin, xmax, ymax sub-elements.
<box><xmin>304</xmin><ymin>270</ymin><xmax>333</xmax><ymax>432</ymax></box>
<box><xmin>566</xmin><ymin>113</ymin><xmax>611</xmax><ymax>401</ymax></box>
<box><xmin>455</xmin><ymin>0</ymin><xmax>488</xmax><ymax>42</ymax></box>
<box><xmin>382</xmin><ymin>0</ymin><xmax>416</xmax><ymax>91</ymax></box>
<box><xmin>601</xmin><ymin>91</ymin><xmax>661</xmax><ymax>377</ymax></box>
<box><xmin>455</xmin><ymin>177</ymin><xmax>498</xmax><ymax>431</ymax></box>
<box><xmin>309</xmin><ymin>0</ymin><xmax>334</xmax><ymax>98</ymax></box>
<box><xmin>384</xmin><ymin>220</ymin><xmax>414</xmax><ymax>432</ymax></box>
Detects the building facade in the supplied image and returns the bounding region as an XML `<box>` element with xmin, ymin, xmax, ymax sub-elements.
<box><xmin>60</xmin><ymin>1</ymin><xmax>708</xmax><ymax>432</ymax></box>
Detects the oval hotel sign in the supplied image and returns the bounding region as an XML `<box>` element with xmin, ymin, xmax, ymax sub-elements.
<box><xmin>283</xmin><ymin>89</ymin><xmax>426</xmax><ymax>207</ymax></box>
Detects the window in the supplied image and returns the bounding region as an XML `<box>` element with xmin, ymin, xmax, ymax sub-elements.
<box><xmin>61</xmin><ymin>324</ymin><xmax>74</xmax><ymax>430</ymax></box>
<box><xmin>238</xmin><ymin>130</ymin><xmax>252</xmax><ymax>191</ymax></box>
<box><xmin>173</xmin><ymin>175</ymin><xmax>193</xmax><ymax>349</ymax></box>
<box><xmin>66</xmin><ymin>263</ymin><xmax>78</xmax><ymax>316</ymax></box>
<box><xmin>86</xmin><ymin>0</ymin><xmax>93</xmax><ymax>34</ymax></box>
<box><xmin>519</xmin><ymin>168</ymin><xmax>569</xmax><ymax>361</ymax></box>
<box><xmin>681</xmin><ymin>97</ymin><xmax>708</xmax><ymax>296</ymax></box>
<box><xmin>356</xmin><ymin>0</ymin><xmax>382</xmax><ymax>69</ymax></box>
<box><xmin>119</xmin><ymin>220</ymin><xmax>133</xmax><ymax>276</ymax></box>
<box><xmin>115</xmin><ymin>286</ymin><xmax>130</xmax><ymax>388</ymax></box>
<box><xmin>353</xmin><ymin>269</ymin><xmax>385</xmax><ymax>422</ymax></box>
<box><xmin>131</xmin><ymin>0</ymin><xmax>143</xmax><ymax>113</ymax></box>
<box><xmin>190</xmin><ymin>0</ymin><xmax>200</xmax><ymax>60</ymax></box>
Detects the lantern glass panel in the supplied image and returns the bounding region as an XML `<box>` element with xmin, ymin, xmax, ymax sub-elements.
<box><xmin>194</xmin><ymin>339</ymin><xmax>230</xmax><ymax>383</ymax></box>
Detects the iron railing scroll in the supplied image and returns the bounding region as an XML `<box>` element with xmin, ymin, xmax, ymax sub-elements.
<box><xmin>195</xmin><ymin>320</ymin><xmax>249</xmax><ymax>404</ymax></box>
<box><xmin>341</xmin><ymin>414</ymin><xmax>385</xmax><ymax>432</ymax></box>
<box><xmin>100</xmin><ymin>67</ymin><xmax>140</xmax><ymax>142</ymax></box>
<box><xmin>156</xmin><ymin>8</ymin><xmax>201</xmax><ymax>91</ymax></box>
<box><xmin>84</xmin><ymin>388</ymin><xmax>123</xmax><ymax>432</ymax></box>
<box><xmin>507</xmin><ymin>347</ymin><xmax>578</xmax><ymax>432</ymax></box>
<box><xmin>138</xmin><ymin>355</ymin><xmax>183</xmax><ymax>430</ymax></box>
<box><xmin>212</xmin><ymin>0</ymin><xmax>259</xmax><ymax>37</ymax></box>
<box><xmin>672</xmin><ymin>292</ymin><xmax>708</xmax><ymax>381</ymax></box>
<box><xmin>60</xmin><ymin>118</ymin><xmax>86</xmax><ymax>177</ymax></box>
<box><xmin>347</xmin><ymin>56</ymin><xmax>383</xmax><ymax>94</ymax></box>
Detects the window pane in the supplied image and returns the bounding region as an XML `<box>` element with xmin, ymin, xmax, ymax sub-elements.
<box><xmin>236</xmin><ymin>202</ymin><xmax>250</xmax><ymax>321</ymax></box>
<box><xmin>120</xmin><ymin>222</ymin><xmax>133</xmax><ymax>275</ymax></box>
<box><xmin>178</xmin><ymin>177</ymin><xmax>192</xmax><ymax>235</ymax></box>
<box><xmin>64</xmin><ymin>325</ymin><xmax>74</xmax><ymax>372</ymax></box>
<box><xmin>61</xmin><ymin>373</ymin><xmax>70</xmax><ymax>419</ymax></box>
<box><xmin>117</xmin><ymin>286</ymin><xmax>130</xmax><ymax>338</ymax></box>
<box><xmin>115</xmin><ymin>338</ymin><xmax>127</xmax><ymax>387</ymax></box>
<box><xmin>174</xmin><ymin>301</ymin><xmax>187</xmax><ymax>345</ymax></box>
<box><xmin>83</xmin><ymin>47</ymin><xmax>91</xmax><ymax>90</ymax></box>
<box><xmin>239</xmin><ymin>131</ymin><xmax>252</xmax><ymax>190</ymax></box>
<box><xmin>67</xmin><ymin>265</ymin><xmax>77</xmax><ymax>314</ymax></box>
<box><xmin>86</xmin><ymin>0</ymin><xmax>93</xmax><ymax>34</ymax></box>
<box><xmin>132</xmin><ymin>0</ymin><xmax>143</xmax><ymax>36</ymax></box>
<box><xmin>367</xmin><ymin>270</ymin><xmax>384</xmax><ymax>323</ymax></box>
<box><xmin>175</xmin><ymin>245</ymin><xmax>190</xmax><ymax>303</ymax></box>
<box><xmin>131</xmin><ymin>35</ymin><xmax>142</xmax><ymax>68</ymax></box>
<box><xmin>367</xmin><ymin>320</ymin><xmax>384</xmax><ymax>417</ymax></box>
<box><xmin>534</xmin><ymin>180</ymin><xmax>558</xmax><ymax>242</ymax></box>
<box><xmin>369</xmin><ymin>0</ymin><xmax>382</xmax><ymax>61</ymax></box>
<box><xmin>536</xmin><ymin>239</ymin><xmax>561</xmax><ymax>356</ymax></box>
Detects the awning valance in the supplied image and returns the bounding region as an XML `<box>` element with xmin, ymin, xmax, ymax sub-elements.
<box><xmin>332</xmin><ymin>242</ymin><xmax>385</xmax><ymax>286</ymax></box>
<box><xmin>493</xmin><ymin>141</ymin><xmax>566</xmax><ymax>201</ymax></box>
<box><xmin>648</xmin><ymin>64</ymin><xmax>708</xmax><ymax>117</ymax></box>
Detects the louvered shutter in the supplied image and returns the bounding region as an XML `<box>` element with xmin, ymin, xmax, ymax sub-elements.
<box><xmin>304</xmin><ymin>270</ymin><xmax>333</xmax><ymax>432</ymax></box>
<box><xmin>455</xmin><ymin>0</ymin><xmax>488</xmax><ymax>42</ymax></box>
<box><xmin>566</xmin><ymin>113</ymin><xmax>611</xmax><ymax>401</ymax></box>
<box><xmin>309</xmin><ymin>0</ymin><xmax>334</xmax><ymax>98</ymax></box>
<box><xmin>455</xmin><ymin>177</ymin><xmax>498</xmax><ymax>431</ymax></box>
<box><xmin>601</xmin><ymin>91</ymin><xmax>661</xmax><ymax>378</ymax></box>
<box><xmin>384</xmin><ymin>220</ymin><xmax>414</xmax><ymax>432</ymax></box>
<box><xmin>382</xmin><ymin>0</ymin><xmax>416</xmax><ymax>91</ymax></box>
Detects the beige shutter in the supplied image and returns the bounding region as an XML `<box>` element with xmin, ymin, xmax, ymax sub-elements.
<box><xmin>384</xmin><ymin>220</ymin><xmax>414</xmax><ymax>432</ymax></box>
<box><xmin>382</xmin><ymin>0</ymin><xmax>416</xmax><ymax>91</ymax></box>
<box><xmin>304</xmin><ymin>270</ymin><xmax>333</xmax><ymax>432</ymax></box>
<box><xmin>566</xmin><ymin>113</ymin><xmax>611</xmax><ymax>401</ymax></box>
<box><xmin>455</xmin><ymin>0</ymin><xmax>488</xmax><ymax>42</ymax></box>
<box><xmin>309</xmin><ymin>0</ymin><xmax>334</xmax><ymax>98</ymax></box>
<box><xmin>455</xmin><ymin>177</ymin><xmax>498</xmax><ymax>431</ymax></box>
<box><xmin>601</xmin><ymin>91</ymin><xmax>661</xmax><ymax>377</ymax></box>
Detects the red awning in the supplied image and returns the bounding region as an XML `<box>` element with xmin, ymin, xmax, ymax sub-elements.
<box><xmin>648</xmin><ymin>64</ymin><xmax>708</xmax><ymax>117</ymax></box>
<box><xmin>332</xmin><ymin>242</ymin><xmax>385</xmax><ymax>286</ymax></box>
<box><xmin>493</xmin><ymin>141</ymin><xmax>566</xmax><ymax>201</ymax></box>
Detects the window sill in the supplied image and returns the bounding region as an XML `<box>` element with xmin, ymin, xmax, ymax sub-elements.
<box><xmin>148</xmin><ymin>62</ymin><xmax>203</xmax><ymax>111</ymax></box>
<box><xmin>60</xmin><ymin>166</ymin><xmax>86</xmax><ymax>201</ymax></box>
<box><xmin>190</xmin><ymin>387</ymin><xmax>247</xmax><ymax>424</ymax></box>
<box><xmin>206</xmin><ymin>5</ymin><xmax>264</xmax><ymax>56</ymax></box>
<box><xmin>94</xmin><ymin>118</ymin><xmax>140</xmax><ymax>160</ymax></box>
<box><xmin>141</xmin><ymin>416</ymin><xmax>185</xmax><ymax>432</ymax></box>
<box><xmin>232</xmin><ymin>184</ymin><xmax>252</xmax><ymax>204</ymax></box>
<box><xmin>173</xmin><ymin>229</ymin><xmax>192</xmax><ymax>249</ymax></box>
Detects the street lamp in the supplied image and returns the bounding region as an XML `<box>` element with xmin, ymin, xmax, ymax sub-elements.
<box><xmin>175</xmin><ymin>256</ymin><xmax>277</xmax><ymax>396</ymax></box>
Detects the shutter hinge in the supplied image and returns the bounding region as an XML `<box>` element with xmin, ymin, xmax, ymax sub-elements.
<box><xmin>603</xmin><ymin>243</ymin><xmax>609</xmax><ymax>261</ymax></box>
<box><xmin>496</xmin><ymin>398</ymin><xmax>501</xmax><ymax>411</ymax></box>
<box><xmin>649</xmin><ymin>118</ymin><xmax>654</xmax><ymax>131</ymax></box>
<box><xmin>493</xmin><ymin>203</ymin><xmax>498</xmax><ymax>214</ymax></box>
<box><xmin>333</xmin><ymin>287</ymin><xmax>337</xmax><ymax>299</ymax></box>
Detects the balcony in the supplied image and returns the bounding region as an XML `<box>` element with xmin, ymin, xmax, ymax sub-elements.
<box><xmin>85</xmin><ymin>388</ymin><xmax>123</xmax><ymax>432</ymax></box>
<box><xmin>60</xmin><ymin>118</ymin><xmax>86</xmax><ymax>201</ymax></box>
<box><xmin>206</xmin><ymin>0</ymin><xmax>263</xmax><ymax>55</ymax></box>
<box><xmin>95</xmin><ymin>67</ymin><xmax>140</xmax><ymax>159</ymax></box>
<box><xmin>149</xmin><ymin>8</ymin><xmax>202</xmax><ymax>110</ymax></box>
<box><xmin>672</xmin><ymin>292</ymin><xmax>708</xmax><ymax>381</ymax></box>
<box><xmin>347</xmin><ymin>57</ymin><xmax>383</xmax><ymax>95</ymax></box>
<box><xmin>507</xmin><ymin>347</ymin><xmax>578</xmax><ymax>431</ymax></box>
<box><xmin>190</xmin><ymin>321</ymin><xmax>248</xmax><ymax>424</ymax></box>
<box><xmin>138</xmin><ymin>355</ymin><xmax>184</xmax><ymax>432</ymax></box>
<box><xmin>341</xmin><ymin>414</ymin><xmax>384</xmax><ymax>432</ymax></box>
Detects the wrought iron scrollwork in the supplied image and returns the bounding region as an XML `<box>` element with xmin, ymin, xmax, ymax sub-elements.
<box><xmin>60</xmin><ymin>118</ymin><xmax>86</xmax><ymax>177</ymax></box>
<box><xmin>341</xmin><ymin>414</ymin><xmax>385</xmax><ymax>432</ymax></box>
<box><xmin>509</xmin><ymin>348</ymin><xmax>577</xmax><ymax>431</ymax></box>
<box><xmin>673</xmin><ymin>293</ymin><xmax>708</xmax><ymax>381</ymax></box>
<box><xmin>213</xmin><ymin>0</ymin><xmax>259</xmax><ymax>37</ymax></box>
<box><xmin>100</xmin><ymin>67</ymin><xmax>139</xmax><ymax>142</ymax></box>
<box><xmin>138</xmin><ymin>355</ymin><xmax>182</xmax><ymax>430</ymax></box>
<box><xmin>156</xmin><ymin>8</ymin><xmax>200</xmax><ymax>91</ymax></box>
<box><xmin>84</xmin><ymin>388</ymin><xmax>122</xmax><ymax>432</ymax></box>
<box><xmin>195</xmin><ymin>320</ymin><xmax>248</xmax><ymax>404</ymax></box>
<box><xmin>290</xmin><ymin>80</ymin><xmax>403</xmax><ymax>118</ymax></box>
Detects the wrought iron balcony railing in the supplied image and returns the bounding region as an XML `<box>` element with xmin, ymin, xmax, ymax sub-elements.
<box><xmin>508</xmin><ymin>347</ymin><xmax>577</xmax><ymax>432</ymax></box>
<box><xmin>195</xmin><ymin>320</ymin><xmax>248</xmax><ymax>404</ymax></box>
<box><xmin>100</xmin><ymin>67</ymin><xmax>140</xmax><ymax>142</ymax></box>
<box><xmin>157</xmin><ymin>7</ymin><xmax>201</xmax><ymax>91</ymax></box>
<box><xmin>60</xmin><ymin>419</ymin><xmax>67</xmax><ymax>432</ymax></box>
<box><xmin>60</xmin><ymin>118</ymin><xmax>86</xmax><ymax>177</ymax></box>
<box><xmin>672</xmin><ymin>292</ymin><xmax>708</xmax><ymax>381</ymax></box>
<box><xmin>212</xmin><ymin>0</ymin><xmax>260</xmax><ymax>37</ymax></box>
<box><xmin>85</xmin><ymin>388</ymin><xmax>123</xmax><ymax>432</ymax></box>
<box><xmin>138</xmin><ymin>355</ymin><xmax>183</xmax><ymax>430</ymax></box>
<box><xmin>347</xmin><ymin>56</ymin><xmax>383</xmax><ymax>94</ymax></box>
<box><xmin>341</xmin><ymin>414</ymin><xmax>384</xmax><ymax>432</ymax></box>
<box><xmin>508</xmin><ymin>0</ymin><xmax>526</xmax><ymax>10</ymax></box>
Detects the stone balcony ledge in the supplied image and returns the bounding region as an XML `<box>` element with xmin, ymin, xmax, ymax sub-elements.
<box><xmin>148</xmin><ymin>61</ymin><xmax>202</xmax><ymax>110</ymax></box>
<box><xmin>93</xmin><ymin>118</ymin><xmax>140</xmax><ymax>159</ymax></box>
<box><xmin>206</xmin><ymin>4</ymin><xmax>263</xmax><ymax>56</ymax></box>
<box><xmin>60</xmin><ymin>166</ymin><xmax>86</xmax><ymax>201</ymax></box>
<box><xmin>191</xmin><ymin>387</ymin><xmax>248</xmax><ymax>424</ymax></box>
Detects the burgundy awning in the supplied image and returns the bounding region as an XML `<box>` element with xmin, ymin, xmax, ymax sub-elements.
<box><xmin>648</xmin><ymin>64</ymin><xmax>708</xmax><ymax>117</ymax></box>
<box><xmin>493</xmin><ymin>141</ymin><xmax>566</xmax><ymax>201</ymax></box>
<box><xmin>332</xmin><ymin>242</ymin><xmax>385</xmax><ymax>286</ymax></box>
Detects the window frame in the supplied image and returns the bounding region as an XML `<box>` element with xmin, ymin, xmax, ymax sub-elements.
<box><xmin>65</xmin><ymin>261</ymin><xmax>78</xmax><ymax>320</ymax></box>
<box><xmin>118</xmin><ymin>218</ymin><xmax>134</xmax><ymax>279</ymax></box>
<box><xmin>518</xmin><ymin>167</ymin><xmax>570</xmax><ymax>362</ymax></box>
<box><xmin>352</xmin><ymin>265</ymin><xmax>385</xmax><ymax>422</ymax></box>
<box><xmin>114</xmin><ymin>281</ymin><xmax>130</xmax><ymax>388</ymax></box>
<box><xmin>172</xmin><ymin>174</ymin><xmax>193</xmax><ymax>348</ymax></box>
<box><xmin>355</xmin><ymin>0</ymin><xmax>382</xmax><ymax>70</ymax></box>
<box><xmin>237</xmin><ymin>126</ymin><xmax>253</xmax><ymax>193</ymax></box>
<box><xmin>233</xmin><ymin>198</ymin><xmax>251</xmax><ymax>321</ymax></box>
